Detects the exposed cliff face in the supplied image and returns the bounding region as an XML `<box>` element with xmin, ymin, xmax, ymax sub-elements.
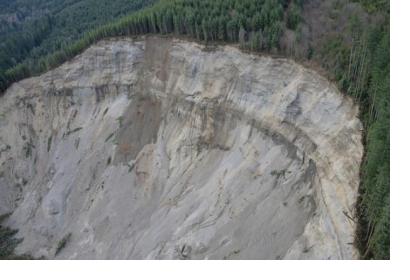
<box><xmin>0</xmin><ymin>36</ymin><xmax>362</xmax><ymax>259</ymax></box>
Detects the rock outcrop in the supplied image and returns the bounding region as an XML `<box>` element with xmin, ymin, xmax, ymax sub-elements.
<box><xmin>0</xmin><ymin>36</ymin><xmax>363</xmax><ymax>259</ymax></box>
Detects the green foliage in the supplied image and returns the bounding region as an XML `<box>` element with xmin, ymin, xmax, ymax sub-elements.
<box><xmin>1</xmin><ymin>0</ymin><xmax>292</xmax><ymax>91</ymax></box>
<box><xmin>0</xmin><ymin>0</ymin><xmax>390</xmax><ymax>259</ymax></box>
<box><xmin>354</xmin><ymin>0</ymin><xmax>390</xmax><ymax>13</ymax></box>
<box><xmin>286</xmin><ymin>2</ymin><xmax>302</xmax><ymax>30</ymax></box>
<box><xmin>315</xmin><ymin>8</ymin><xmax>389</xmax><ymax>259</ymax></box>
<box><xmin>0</xmin><ymin>0</ymin><xmax>155</xmax><ymax>91</ymax></box>
<box><xmin>0</xmin><ymin>213</ymin><xmax>29</xmax><ymax>259</ymax></box>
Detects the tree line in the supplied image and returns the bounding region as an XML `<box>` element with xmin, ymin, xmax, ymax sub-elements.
<box><xmin>0</xmin><ymin>0</ymin><xmax>389</xmax><ymax>259</ymax></box>
<box><xmin>0</xmin><ymin>0</ymin><xmax>155</xmax><ymax>92</ymax></box>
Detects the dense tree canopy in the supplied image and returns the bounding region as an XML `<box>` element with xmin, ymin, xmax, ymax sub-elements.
<box><xmin>0</xmin><ymin>0</ymin><xmax>389</xmax><ymax>259</ymax></box>
<box><xmin>0</xmin><ymin>0</ymin><xmax>155</xmax><ymax>91</ymax></box>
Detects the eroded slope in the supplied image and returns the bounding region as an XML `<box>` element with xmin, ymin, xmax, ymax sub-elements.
<box><xmin>0</xmin><ymin>37</ymin><xmax>362</xmax><ymax>259</ymax></box>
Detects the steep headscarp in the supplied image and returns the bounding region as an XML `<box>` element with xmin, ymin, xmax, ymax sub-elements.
<box><xmin>0</xmin><ymin>36</ymin><xmax>362</xmax><ymax>259</ymax></box>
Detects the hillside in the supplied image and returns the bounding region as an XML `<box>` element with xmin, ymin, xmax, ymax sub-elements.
<box><xmin>0</xmin><ymin>0</ymin><xmax>389</xmax><ymax>259</ymax></box>
<box><xmin>0</xmin><ymin>0</ymin><xmax>155</xmax><ymax>86</ymax></box>
<box><xmin>1</xmin><ymin>36</ymin><xmax>362</xmax><ymax>259</ymax></box>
